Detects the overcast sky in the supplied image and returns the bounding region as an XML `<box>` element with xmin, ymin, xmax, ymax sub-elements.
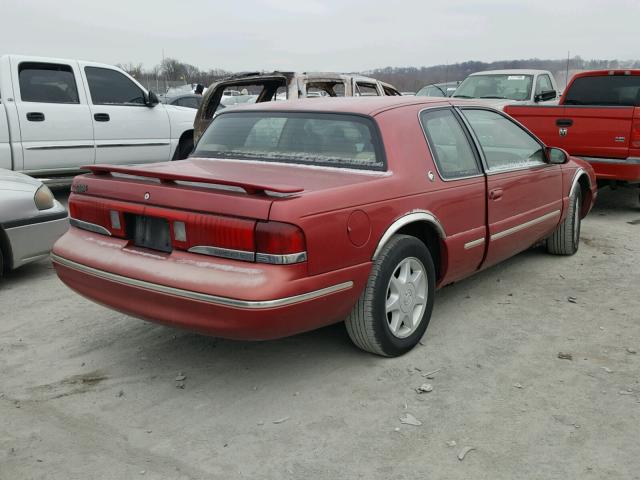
<box><xmin>1</xmin><ymin>0</ymin><xmax>637</xmax><ymax>72</ymax></box>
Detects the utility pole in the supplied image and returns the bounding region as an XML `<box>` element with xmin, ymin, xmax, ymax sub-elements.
<box><xmin>162</xmin><ymin>48</ymin><xmax>167</xmax><ymax>93</ymax></box>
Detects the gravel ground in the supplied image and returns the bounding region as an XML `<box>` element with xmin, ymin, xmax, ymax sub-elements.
<box><xmin>1</xmin><ymin>187</ymin><xmax>639</xmax><ymax>480</ymax></box>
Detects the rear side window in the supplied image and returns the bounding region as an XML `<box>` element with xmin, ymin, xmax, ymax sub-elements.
<box><xmin>420</xmin><ymin>109</ymin><xmax>480</xmax><ymax>179</ymax></box>
<box><xmin>565</xmin><ymin>75</ymin><xmax>640</xmax><ymax>106</ymax></box>
<box><xmin>355</xmin><ymin>83</ymin><xmax>380</xmax><ymax>96</ymax></box>
<box><xmin>84</xmin><ymin>67</ymin><xmax>145</xmax><ymax>105</ymax></box>
<box><xmin>194</xmin><ymin>112</ymin><xmax>385</xmax><ymax>170</ymax></box>
<box><xmin>19</xmin><ymin>62</ymin><xmax>79</xmax><ymax>104</ymax></box>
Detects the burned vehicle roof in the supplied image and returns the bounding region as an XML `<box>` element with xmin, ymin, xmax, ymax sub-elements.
<box><xmin>193</xmin><ymin>71</ymin><xmax>401</xmax><ymax>141</ymax></box>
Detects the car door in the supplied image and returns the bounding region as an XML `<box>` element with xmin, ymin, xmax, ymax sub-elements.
<box><xmin>419</xmin><ymin>107</ymin><xmax>487</xmax><ymax>282</ymax></box>
<box><xmin>561</xmin><ymin>74</ymin><xmax>638</xmax><ymax>160</ymax></box>
<box><xmin>11</xmin><ymin>58</ymin><xmax>94</xmax><ymax>173</ymax></box>
<box><xmin>79</xmin><ymin>63</ymin><xmax>171</xmax><ymax>165</ymax></box>
<box><xmin>459</xmin><ymin>107</ymin><xmax>563</xmax><ymax>268</ymax></box>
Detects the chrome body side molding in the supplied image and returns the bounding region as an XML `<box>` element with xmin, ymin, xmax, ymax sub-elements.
<box><xmin>51</xmin><ymin>254</ymin><xmax>352</xmax><ymax>309</ymax></box>
<box><xmin>464</xmin><ymin>238</ymin><xmax>485</xmax><ymax>250</ymax></box>
<box><xmin>491</xmin><ymin>210</ymin><xmax>561</xmax><ymax>241</ymax></box>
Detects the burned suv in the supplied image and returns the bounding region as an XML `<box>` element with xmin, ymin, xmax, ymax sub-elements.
<box><xmin>193</xmin><ymin>71</ymin><xmax>401</xmax><ymax>141</ymax></box>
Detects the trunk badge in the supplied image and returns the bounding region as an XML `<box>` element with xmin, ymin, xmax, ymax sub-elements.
<box><xmin>144</xmin><ymin>192</ymin><xmax>150</xmax><ymax>200</ymax></box>
<box><xmin>559</xmin><ymin>128</ymin><xmax>568</xmax><ymax>137</ymax></box>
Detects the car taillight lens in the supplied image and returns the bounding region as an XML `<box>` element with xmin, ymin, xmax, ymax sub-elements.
<box><xmin>632</xmin><ymin>123</ymin><xmax>640</xmax><ymax>149</ymax></box>
<box><xmin>69</xmin><ymin>196</ymin><xmax>128</xmax><ymax>237</ymax></box>
<box><xmin>69</xmin><ymin>195</ymin><xmax>307</xmax><ymax>264</ymax></box>
<box><xmin>255</xmin><ymin>221</ymin><xmax>307</xmax><ymax>264</ymax></box>
<box><xmin>256</xmin><ymin>221</ymin><xmax>306</xmax><ymax>254</ymax></box>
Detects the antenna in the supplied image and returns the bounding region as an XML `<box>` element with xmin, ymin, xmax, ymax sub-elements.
<box><xmin>565</xmin><ymin>51</ymin><xmax>570</xmax><ymax>90</ymax></box>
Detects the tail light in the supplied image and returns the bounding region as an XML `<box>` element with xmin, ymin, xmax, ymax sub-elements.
<box><xmin>256</xmin><ymin>221</ymin><xmax>307</xmax><ymax>264</ymax></box>
<box><xmin>632</xmin><ymin>123</ymin><xmax>640</xmax><ymax>149</ymax></box>
<box><xmin>69</xmin><ymin>195</ymin><xmax>307</xmax><ymax>265</ymax></box>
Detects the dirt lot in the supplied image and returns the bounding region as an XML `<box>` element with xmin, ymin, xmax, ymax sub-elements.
<box><xmin>1</xmin><ymin>187</ymin><xmax>639</xmax><ymax>480</ymax></box>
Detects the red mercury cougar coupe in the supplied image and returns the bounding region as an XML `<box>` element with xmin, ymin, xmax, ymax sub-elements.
<box><xmin>52</xmin><ymin>97</ymin><xmax>597</xmax><ymax>356</ymax></box>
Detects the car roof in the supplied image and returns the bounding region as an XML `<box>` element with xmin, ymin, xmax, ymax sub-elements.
<box><xmin>217</xmin><ymin>96</ymin><xmax>482</xmax><ymax>116</ymax></box>
<box><xmin>469</xmin><ymin>69</ymin><xmax>549</xmax><ymax>76</ymax></box>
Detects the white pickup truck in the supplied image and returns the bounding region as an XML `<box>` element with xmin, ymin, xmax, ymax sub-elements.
<box><xmin>452</xmin><ymin>69</ymin><xmax>561</xmax><ymax>109</ymax></box>
<box><xmin>0</xmin><ymin>55</ymin><xmax>196</xmax><ymax>184</ymax></box>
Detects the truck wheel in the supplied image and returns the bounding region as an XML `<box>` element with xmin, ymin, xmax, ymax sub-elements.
<box><xmin>547</xmin><ymin>188</ymin><xmax>582</xmax><ymax>255</ymax></box>
<box><xmin>173</xmin><ymin>136</ymin><xmax>194</xmax><ymax>160</ymax></box>
<box><xmin>346</xmin><ymin>234</ymin><xmax>435</xmax><ymax>357</ymax></box>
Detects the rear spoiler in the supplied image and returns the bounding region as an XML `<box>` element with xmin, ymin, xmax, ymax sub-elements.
<box><xmin>82</xmin><ymin>164</ymin><xmax>304</xmax><ymax>195</ymax></box>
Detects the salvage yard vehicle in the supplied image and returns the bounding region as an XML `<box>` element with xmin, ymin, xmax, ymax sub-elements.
<box><xmin>193</xmin><ymin>71</ymin><xmax>401</xmax><ymax>141</ymax></box>
<box><xmin>505</xmin><ymin>69</ymin><xmax>640</xmax><ymax>188</ymax></box>
<box><xmin>0</xmin><ymin>55</ymin><xmax>197</xmax><ymax>185</ymax></box>
<box><xmin>51</xmin><ymin>97</ymin><xmax>596</xmax><ymax>356</ymax></box>
<box><xmin>0</xmin><ymin>168</ymin><xmax>67</xmax><ymax>277</ymax></box>
<box><xmin>162</xmin><ymin>93</ymin><xmax>203</xmax><ymax>110</ymax></box>
<box><xmin>453</xmin><ymin>69</ymin><xmax>559</xmax><ymax>108</ymax></box>
<box><xmin>416</xmin><ymin>81</ymin><xmax>460</xmax><ymax>97</ymax></box>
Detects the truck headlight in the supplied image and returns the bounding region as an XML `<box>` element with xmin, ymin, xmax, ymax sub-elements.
<box><xmin>34</xmin><ymin>185</ymin><xmax>55</xmax><ymax>210</ymax></box>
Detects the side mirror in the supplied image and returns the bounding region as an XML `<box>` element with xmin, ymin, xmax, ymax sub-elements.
<box><xmin>145</xmin><ymin>90</ymin><xmax>160</xmax><ymax>107</ymax></box>
<box><xmin>547</xmin><ymin>147</ymin><xmax>569</xmax><ymax>164</ymax></box>
<box><xmin>535</xmin><ymin>90</ymin><xmax>557</xmax><ymax>102</ymax></box>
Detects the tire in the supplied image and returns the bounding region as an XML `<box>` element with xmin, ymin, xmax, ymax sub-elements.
<box><xmin>0</xmin><ymin>247</ymin><xmax>4</xmax><ymax>280</ymax></box>
<box><xmin>547</xmin><ymin>188</ymin><xmax>582</xmax><ymax>255</ymax></box>
<box><xmin>346</xmin><ymin>234</ymin><xmax>436</xmax><ymax>357</ymax></box>
<box><xmin>173</xmin><ymin>136</ymin><xmax>194</xmax><ymax>160</ymax></box>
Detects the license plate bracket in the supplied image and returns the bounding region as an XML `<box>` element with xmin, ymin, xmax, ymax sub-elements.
<box><xmin>130</xmin><ymin>215</ymin><xmax>172</xmax><ymax>253</ymax></box>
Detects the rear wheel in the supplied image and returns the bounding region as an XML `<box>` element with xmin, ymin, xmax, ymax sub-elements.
<box><xmin>547</xmin><ymin>188</ymin><xmax>582</xmax><ymax>255</ymax></box>
<box><xmin>346</xmin><ymin>234</ymin><xmax>436</xmax><ymax>357</ymax></box>
<box><xmin>0</xmin><ymin>248</ymin><xmax>4</xmax><ymax>279</ymax></box>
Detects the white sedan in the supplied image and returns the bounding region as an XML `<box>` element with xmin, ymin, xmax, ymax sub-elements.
<box><xmin>0</xmin><ymin>169</ymin><xmax>68</xmax><ymax>277</ymax></box>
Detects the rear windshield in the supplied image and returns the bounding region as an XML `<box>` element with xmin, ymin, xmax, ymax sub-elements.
<box><xmin>565</xmin><ymin>75</ymin><xmax>640</xmax><ymax>106</ymax></box>
<box><xmin>194</xmin><ymin>112</ymin><xmax>385</xmax><ymax>170</ymax></box>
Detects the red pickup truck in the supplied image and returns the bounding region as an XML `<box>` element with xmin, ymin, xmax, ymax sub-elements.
<box><xmin>505</xmin><ymin>70</ymin><xmax>640</xmax><ymax>188</ymax></box>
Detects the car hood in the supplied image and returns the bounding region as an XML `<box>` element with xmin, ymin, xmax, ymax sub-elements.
<box><xmin>163</xmin><ymin>103</ymin><xmax>197</xmax><ymax>127</ymax></box>
<box><xmin>0</xmin><ymin>169</ymin><xmax>41</xmax><ymax>192</ymax></box>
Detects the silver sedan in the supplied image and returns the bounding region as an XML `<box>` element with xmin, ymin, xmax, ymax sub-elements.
<box><xmin>0</xmin><ymin>169</ymin><xmax>68</xmax><ymax>277</ymax></box>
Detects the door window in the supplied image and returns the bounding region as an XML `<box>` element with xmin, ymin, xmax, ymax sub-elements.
<box><xmin>355</xmin><ymin>83</ymin><xmax>380</xmax><ymax>96</ymax></box>
<box><xmin>535</xmin><ymin>74</ymin><xmax>553</xmax><ymax>94</ymax></box>
<box><xmin>19</xmin><ymin>62</ymin><xmax>79</xmax><ymax>104</ymax></box>
<box><xmin>84</xmin><ymin>67</ymin><xmax>145</xmax><ymax>105</ymax></box>
<box><xmin>420</xmin><ymin>109</ymin><xmax>481</xmax><ymax>179</ymax></box>
<box><xmin>461</xmin><ymin>109</ymin><xmax>546</xmax><ymax>172</ymax></box>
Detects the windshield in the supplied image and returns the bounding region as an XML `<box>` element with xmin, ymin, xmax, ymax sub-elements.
<box><xmin>194</xmin><ymin>112</ymin><xmax>385</xmax><ymax>170</ymax></box>
<box><xmin>453</xmin><ymin>74</ymin><xmax>533</xmax><ymax>101</ymax></box>
<box><xmin>416</xmin><ymin>85</ymin><xmax>447</xmax><ymax>97</ymax></box>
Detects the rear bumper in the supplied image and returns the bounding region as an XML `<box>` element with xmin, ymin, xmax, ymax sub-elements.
<box><xmin>51</xmin><ymin>228</ymin><xmax>370</xmax><ymax>340</ymax></box>
<box><xmin>580</xmin><ymin>157</ymin><xmax>640</xmax><ymax>183</ymax></box>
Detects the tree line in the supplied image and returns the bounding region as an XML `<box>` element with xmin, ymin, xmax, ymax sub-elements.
<box><xmin>120</xmin><ymin>57</ymin><xmax>640</xmax><ymax>93</ymax></box>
